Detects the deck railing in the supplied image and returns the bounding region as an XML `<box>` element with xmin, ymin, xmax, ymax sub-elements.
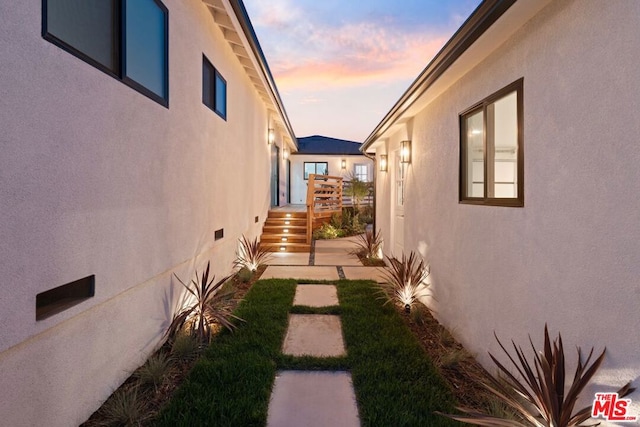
<box><xmin>306</xmin><ymin>174</ymin><xmax>343</xmax><ymax>243</ymax></box>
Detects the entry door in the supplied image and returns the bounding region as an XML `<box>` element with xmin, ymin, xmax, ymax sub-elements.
<box><xmin>391</xmin><ymin>149</ymin><xmax>405</xmax><ymax>256</ymax></box>
<box><xmin>271</xmin><ymin>145</ymin><xmax>280</xmax><ymax>207</ymax></box>
<box><xmin>286</xmin><ymin>159</ymin><xmax>291</xmax><ymax>204</ymax></box>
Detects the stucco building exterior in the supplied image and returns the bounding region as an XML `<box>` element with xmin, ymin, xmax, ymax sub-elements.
<box><xmin>362</xmin><ymin>0</ymin><xmax>640</xmax><ymax>418</ymax></box>
<box><xmin>0</xmin><ymin>0</ymin><xmax>294</xmax><ymax>425</ymax></box>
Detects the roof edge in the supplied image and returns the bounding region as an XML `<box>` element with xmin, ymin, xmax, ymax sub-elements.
<box><xmin>360</xmin><ymin>0</ymin><xmax>517</xmax><ymax>152</ymax></box>
<box><xmin>229</xmin><ymin>0</ymin><xmax>298</xmax><ymax>149</ymax></box>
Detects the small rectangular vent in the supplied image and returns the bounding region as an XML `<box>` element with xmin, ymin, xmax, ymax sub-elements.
<box><xmin>255</xmin><ymin>216</ymin><xmax>259</xmax><ymax>223</ymax></box>
<box><xmin>36</xmin><ymin>275</ymin><xmax>95</xmax><ymax>321</ymax></box>
<box><xmin>214</xmin><ymin>228</ymin><xmax>224</xmax><ymax>240</ymax></box>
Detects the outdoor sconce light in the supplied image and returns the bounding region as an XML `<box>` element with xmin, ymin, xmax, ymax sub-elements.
<box><xmin>341</xmin><ymin>159</ymin><xmax>347</xmax><ymax>169</ymax></box>
<box><xmin>379</xmin><ymin>154</ymin><xmax>388</xmax><ymax>172</ymax></box>
<box><xmin>401</xmin><ymin>140</ymin><xmax>411</xmax><ymax>164</ymax></box>
<box><xmin>268</xmin><ymin>128</ymin><xmax>275</xmax><ymax>145</ymax></box>
<box><xmin>283</xmin><ymin>148</ymin><xmax>289</xmax><ymax>159</ymax></box>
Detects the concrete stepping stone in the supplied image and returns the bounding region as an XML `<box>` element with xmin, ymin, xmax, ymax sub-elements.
<box><xmin>282</xmin><ymin>315</ymin><xmax>345</xmax><ymax>357</ymax></box>
<box><xmin>261</xmin><ymin>266</ymin><xmax>340</xmax><ymax>280</ymax></box>
<box><xmin>293</xmin><ymin>284</ymin><xmax>339</xmax><ymax>307</ymax></box>
<box><xmin>342</xmin><ymin>266</ymin><xmax>388</xmax><ymax>282</ymax></box>
<box><xmin>267</xmin><ymin>371</ymin><xmax>360</xmax><ymax>427</ymax></box>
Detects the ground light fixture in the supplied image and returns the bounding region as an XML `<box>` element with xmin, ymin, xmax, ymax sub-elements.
<box><xmin>379</xmin><ymin>154</ymin><xmax>388</xmax><ymax>172</ymax></box>
<box><xmin>341</xmin><ymin>159</ymin><xmax>347</xmax><ymax>169</ymax></box>
<box><xmin>268</xmin><ymin>128</ymin><xmax>275</xmax><ymax>144</ymax></box>
<box><xmin>401</xmin><ymin>140</ymin><xmax>411</xmax><ymax>164</ymax></box>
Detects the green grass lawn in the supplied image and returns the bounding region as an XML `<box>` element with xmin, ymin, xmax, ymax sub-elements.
<box><xmin>156</xmin><ymin>279</ymin><xmax>459</xmax><ymax>426</ymax></box>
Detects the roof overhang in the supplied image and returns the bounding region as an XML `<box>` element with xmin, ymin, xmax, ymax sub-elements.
<box><xmin>361</xmin><ymin>0</ymin><xmax>552</xmax><ymax>153</ymax></box>
<box><xmin>202</xmin><ymin>0</ymin><xmax>297</xmax><ymax>150</ymax></box>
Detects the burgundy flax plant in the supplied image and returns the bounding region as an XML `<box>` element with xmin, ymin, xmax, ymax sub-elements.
<box><xmin>437</xmin><ymin>325</ymin><xmax>634</xmax><ymax>427</ymax></box>
<box><xmin>380</xmin><ymin>251</ymin><xmax>431</xmax><ymax>313</ymax></box>
<box><xmin>352</xmin><ymin>229</ymin><xmax>383</xmax><ymax>260</ymax></box>
<box><xmin>166</xmin><ymin>261</ymin><xmax>241</xmax><ymax>344</ymax></box>
<box><xmin>233</xmin><ymin>235</ymin><xmax>272</xmax><ymax>272</ymax></box>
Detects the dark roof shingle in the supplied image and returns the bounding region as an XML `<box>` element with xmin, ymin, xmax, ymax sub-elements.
<box><xmin>295</xmin><ymin>135</ymin><xmax>363</xmax><ymax>155</ymax></box>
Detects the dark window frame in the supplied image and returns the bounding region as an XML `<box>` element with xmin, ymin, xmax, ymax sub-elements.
<box><xmin>202</xmin><ymin>55</ymin><xmax>227</xmax><ymax>120</ymax></box>
<box><xmin>459</xmin><ymin>78</ymin><xmax>524</xmax><ymax>207</ymax></box>
<box><xmin>42</xmin><ymin>0</ymin><xmax>169</xmax><ymax>107</ymax></box>
<box><xmin>303</xmin><ymin>162</ymin><xmax>329</xmax><ymax>180</ymax></box>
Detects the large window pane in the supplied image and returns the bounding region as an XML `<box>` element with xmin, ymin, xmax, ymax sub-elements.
<box><xmin>465</xmin><ymin>109</ymin><xmax>484</xmax><ymax>198</ymax></box>
<box><xmin>202</xmin><ymin>58</ymin><xmax>214</xmax><ymax>109</ymax></box>
<box><xmin>46</xmin><ymin>0</ymin><xmax>117</xmax><ymax>71</ymax></box>
<box><xmin>489</xmin><ymin>91</ymin><xmax>518</xmax><ymax>198</ymax></box>
<box><xmin>215</xmin><ymin>72</ymin><xmax>227</xmax><ymax>118</ymax></box>
<box><xmin>124</xmin><ymin>0</ymin><xmax>167</xmax><ymax>99</ymax></box>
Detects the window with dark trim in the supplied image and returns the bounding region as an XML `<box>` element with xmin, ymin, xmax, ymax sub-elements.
<box><xmin>43</xmin><ymin>0</ymin><xmax>169</xmax><ymax>106</ymax></box>
<box><xmin>303</xmin><ymin>162</ymin><xmax>328</xmax><ymax>180</ymax></box>
<box><xmin>202</xmin><ymin>55</ymin><xmax>227</xmax><ymax>120</ymax></box>
<box><xmin>460</xmin><ymin>78</ymin><xmax>523</xmax><ymax>207</ymax></box>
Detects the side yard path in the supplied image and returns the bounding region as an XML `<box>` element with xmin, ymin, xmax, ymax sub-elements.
<box><xmin>156</xmin><ymin>279</ymin><xmax>460</xmax><ymax>427</ymax></box>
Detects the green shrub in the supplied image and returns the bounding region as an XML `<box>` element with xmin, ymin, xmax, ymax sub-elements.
<box><xmin>171</xmin><ymin>333</ymin><xmax>199</xmax><ymax>361</ymax></box>
<box><xmin>313</xmin><ymin>223</ymin><xmax>345</xmax><ymax>239</ymax></box>
<box><xmin>98</xmin><ymin>385</ymin><xmax>146</xmax><ymax>426</ymax></box>
<box><xmin>237</xmin><ymin>267</ymin><xmax>253</xmax><ymax>283</ymax></box>
<box><xmin>136</xmin><ymin>353</ymin><xmax>171</xmax><ymax>389</ymax></box>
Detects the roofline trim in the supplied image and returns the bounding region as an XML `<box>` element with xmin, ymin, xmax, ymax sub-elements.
<box><xmin>229</xmin><ymin>0</ymin><xmax>298</xmax><ymax>149</ymax></box>
<box><xmin>360</xmin><ymin>0</ymin><xmax>516</xmax><ymax>152</ymax></box>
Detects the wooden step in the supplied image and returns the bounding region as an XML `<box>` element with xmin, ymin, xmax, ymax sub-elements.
<box><xmin>262</xmin><ymin>225</ymin><xmax>306</xmax><ymax>234</ymax></box>
<box><xmin>261</xmin><ymin>242</ymin><xmax>311</xmax><ymax>253</ymax></box>
<box><xmin>267</xmin><ymin>211</ymin><xmax>307</xmax><ymax>219</ymax></box>
<box><xmin>261</xmin><ymin>234</ymin><xmax>308</xmax><ymax>244</ymax></box>
<box><xmin>265</xmin><ymin>218</ymin><xmax>307</xmax><ymax>227</ymax></box>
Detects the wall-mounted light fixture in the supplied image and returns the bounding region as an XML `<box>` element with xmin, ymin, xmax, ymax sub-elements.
<box><xmin>379</xmin><ymin>154</ymin><xmax>388</xmax><ymax>172</ymax></box>
<box><xmin>400</xmin><ymin>140</ymin><xmax>411</xmax><ymax>164</ymax></box>
<box><xmin>268</xmin><ymin>128</ymin><xmax>275</xmax><ymax>145</ymax></box>
<box><xmin>283</xmin><ymin>148</ymin><xmax>289</xmax><ymax>159</ymax></box>
<box><xmin>341</xmin><ymin>159</ymin><xmax>346</xmax><ymax>169</ymax></box>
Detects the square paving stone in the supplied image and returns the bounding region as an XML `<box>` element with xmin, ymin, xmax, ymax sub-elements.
<box><xmin>282</xmin><ymin>315</ymin><xmax>345</xmax><ymax>357</ymax></box>
<box><xmin>342</xmin><ymin>266</ymin><xmax>388</xmax><ymax>282</ymax></box>
<box><xmin>293</xmin><ymin>285</ymin><xmax>339</xmax><ymax>307</ymax></box>
<box><xmin>267</xmin><ymin>371</ymin><xmax>360</xmax><ymax>427</ymax></box>
<box><xmin>266</xmin><ymin>252</ymin><xmax>311</xmax><ymax>266</ymax></box>
<box><xmin>261</xmin><ymin>266</ymin><xmax>339</xmax><ymax>280</ymax></box>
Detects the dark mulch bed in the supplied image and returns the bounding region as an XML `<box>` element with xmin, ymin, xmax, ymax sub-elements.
<box><xmin>81</xmin><ymin>264</ymin><xmax>267</xmax><ymax>427</ymax></box>
<box><xmin>396</xmin><ymin>304</ymin><xmax>494</xmax><ymax>412</ymax></box>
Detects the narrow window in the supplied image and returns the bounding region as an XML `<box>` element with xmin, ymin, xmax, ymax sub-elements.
<box><xmin>202</xmin><ymin>55</ymin><xmax>227</xmax><ymax>120</ymax></box>
<box><xmin>303</xmin><ymin>162</ymin><xmax>328</xmax><ymax>180</ymax></box>
<box><xmin>43</xmin><ymin>0</ymin><xmax>168</xmax><ymax>106</ymax></box>
<box><xmin>354</xmin><ymin>164</ymin><xmax>369</xmax><ymax>182</ymax></box>
<box><xmin>460</xmin><ymin>78</ymin><xmax>523</xmax><ymax>206</ymax></box>
<box><xmin>36</xmin><ymin>275</ymin><xmax>95</xmax><ymax>321</ymax></box>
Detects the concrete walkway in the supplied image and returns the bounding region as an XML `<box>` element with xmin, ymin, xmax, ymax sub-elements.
<box><xmin>264</xmin><ymin>237</ymin><xmax>386</xmax><ymax>427</ymax></box>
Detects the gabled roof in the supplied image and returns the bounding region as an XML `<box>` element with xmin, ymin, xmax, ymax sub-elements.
<box><xmin>295</xmin><ymin>135</ymin><xmax>364</xmax><ymax>155</ymax></box>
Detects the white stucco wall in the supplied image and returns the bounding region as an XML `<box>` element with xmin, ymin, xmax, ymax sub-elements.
<box><xmin>375</xmin><ymin>0</ymin><xmax>640</xmax><ymax>417</ymax></box>
<box><xmin>0</xmin><ymin>1</ymin><xmax>280</xmax><ymax>425</ymax></box>
<box><xmin>289</xmin><ymin>154</ymin><xmax>373</xmax><ymax>204</ymax></box>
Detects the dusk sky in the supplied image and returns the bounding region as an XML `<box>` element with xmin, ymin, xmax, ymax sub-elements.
<box><xmin>243</xmin><ymin>0</ymin><xmax>482</xmax><ymax>142</ymax></box>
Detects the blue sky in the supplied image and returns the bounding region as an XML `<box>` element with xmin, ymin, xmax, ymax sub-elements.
<box><xmin>243</xmin><ymin>0</ymin><xmax>481</xmax><ymax>142</ymax></box>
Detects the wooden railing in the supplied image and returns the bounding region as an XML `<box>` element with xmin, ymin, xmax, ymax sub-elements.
<box><xmin>306</xmin><ymin>174</ymin><xmax>343</xmax><ymax>243</ymax></box>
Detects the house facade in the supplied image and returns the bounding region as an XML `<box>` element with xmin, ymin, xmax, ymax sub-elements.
<box><xmin>362</xmin><ymin>0</ymin><xmax>639</xmax><ymax>416</ymax></box>
<box><xmin>0</xmin><ymin>0</ymin><xmax>294</xmax><ymax>425</ymax></box>
<box><xmin>289</xmin><ymin>135</ymin><xmax>374</xmax><ymax>205</ymax></box>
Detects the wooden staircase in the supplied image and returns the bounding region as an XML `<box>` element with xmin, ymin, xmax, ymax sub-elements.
<box><xmin>260</xmin><ymin>174</ymin><xmax>344</xmax><ymax>253</ymax></box>
<box><xmin>260</xmin><ymin>211</ymin><xmax>310</xmax><ymax>252</ymax></box>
